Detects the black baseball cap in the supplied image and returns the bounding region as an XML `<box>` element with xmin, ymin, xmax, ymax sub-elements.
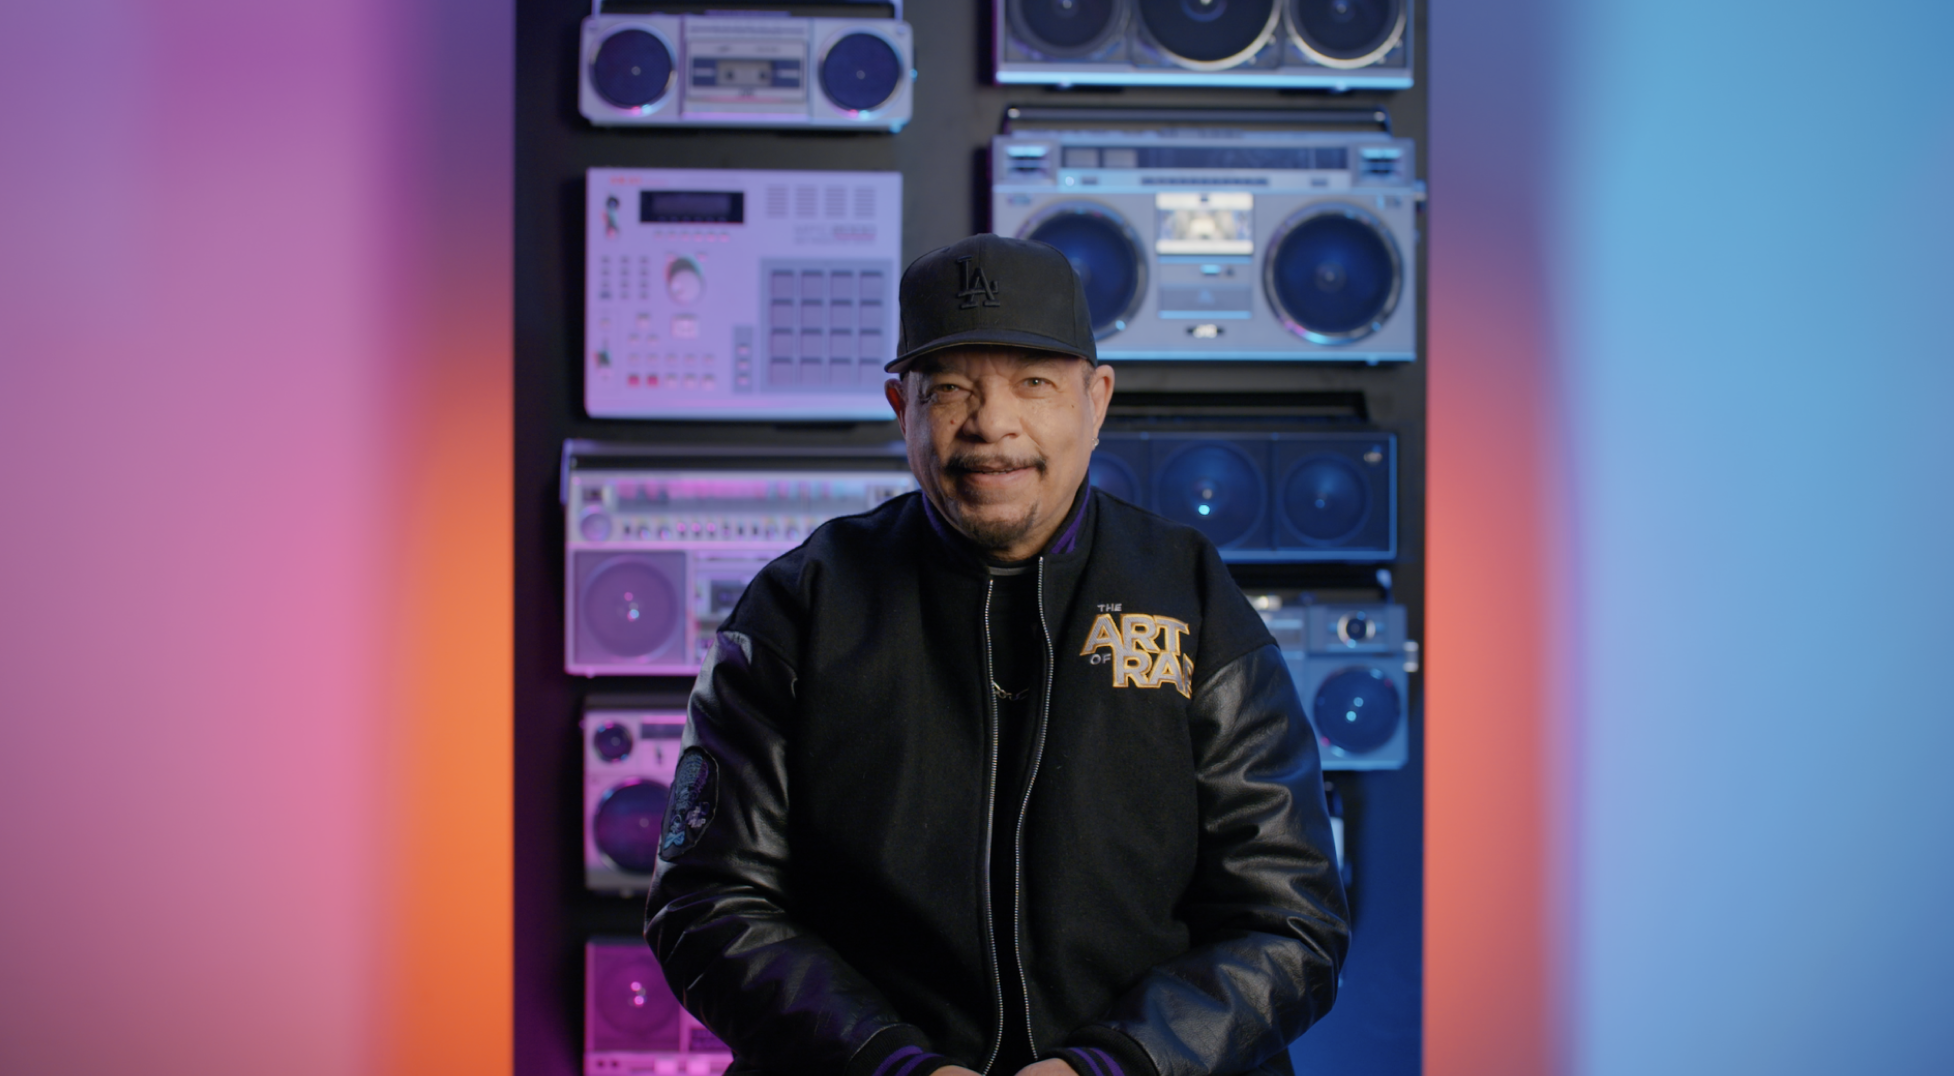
<box><xmin>885</xmin><ymin>233</ymin><xmax>1098</xmax><ymax>374</ymax></box>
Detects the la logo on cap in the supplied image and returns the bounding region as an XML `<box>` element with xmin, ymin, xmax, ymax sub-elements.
<box><xmin>955</xmin><ymin>256</ymin><xmax>1001</xmax><ymax>310</ymax></box>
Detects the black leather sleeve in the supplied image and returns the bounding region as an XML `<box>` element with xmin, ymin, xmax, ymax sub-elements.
<box><xmin>1065</xmin><ymin>643</ymin><xmax>1352</xmax><ymax>1076</ymax></box>
<box><xmin>645</xmin><ymin>630</ymin><xmax>952</xmax><ymax>1076</ymax></box>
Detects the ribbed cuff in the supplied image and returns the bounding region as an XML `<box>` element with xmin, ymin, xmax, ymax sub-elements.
<box><xmin>1050</xmin><ymin>1025</ymin><xmax>1159</xmax><ymax>1076</ymax></box>
<box><xmin>844</xmin><ymin>1024</ymin><xmax>959</xmax><ymax>1076</ymax></box>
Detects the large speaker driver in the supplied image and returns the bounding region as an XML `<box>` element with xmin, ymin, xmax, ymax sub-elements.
<box><xmin>1280</xmin><ymin>453</ymin><xmax>1371</xmax><ymax>544</ymax></box>
<box><xmin>577</xmin><ymin>552</ymin><xmax>685</xmax><ymax>664</ymax></box>
<box><xmin>1311</xmin><ymin>666</ymin><xmax>1402</xmax><ymax>754</ymax></box>
<box><xmin>1137</xmin><ymin>0</ymin><xmax>1282</xmax><ymax>69</ymax></box>
<box><xmin>1009</xmin><ymin>0</ymin><xmax>1124</xmax><ymax>57</ymax></box>
<box><xmin>590</xmin><ymin>945</ymin><xmax>683</xmax><ymax>1051</ymax></box>
<box><xmin>592</xmin><ymin>779</ymin><xmax>671</xmax><ymax>875</ymax></box>
<box><xmin>820</xmin><ymin>32</ymin><xmax>903</xmax><ymax>112</ymax></box>
<box><xmin>1153</xmin><ymin>441</ymin><xmax>1267</xmax><ymax>548</ymax></box>
<box><xmin>1021</xmin><ymin>203</ymin><xmax>1147</xmax><ymax>338</ymax></box>
<box><xmin>1264</xmin><ymin>204</ymin><xmax>1402</xmax><ymax>343</ymax></box>
<box><xmin>1089</xmin><ymin>453</ymin><xmax>1141</xmax><ymax>503</ymax></box>
<box><xmin>1287</xmin><ymin>0</ymin><xmax>1405</xmax><ymax>68</ymax></box>
<box><xmin>589</xmin><ymin>28</ymin><xmax>675</xmax><ymax>111</ymax></box>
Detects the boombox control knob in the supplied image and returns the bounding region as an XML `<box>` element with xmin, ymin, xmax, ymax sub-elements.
<box><xmin>1337</xmin><ymin>612</ymin><xmax>1375</xmax><ymax>644</ymax></box>
<box><xmin>667</xmin><ymin>259</ymin><xmax>703</xmax><ymax>305</ymax></box>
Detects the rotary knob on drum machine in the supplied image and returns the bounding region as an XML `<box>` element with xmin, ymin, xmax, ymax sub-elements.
<box><xmin>666</xmin><ymin>258</ymin><xmax>703</xmax><ymax>304</ymax></box>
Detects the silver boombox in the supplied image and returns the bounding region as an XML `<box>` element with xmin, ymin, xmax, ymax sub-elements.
<box><xmin>992</xmin><ymin>128</ymin><xmax>1420</xmax><ymax>364</ymax></box>
<box><xmin>586</xmin><ymin>936</ymin><xmax>732</xmax><ymax>1075</ymax></box>
<box><xmin>994</xmin><ymin>0</ymin><xmax>1412</xmax><ymax>91</ymax></box>
<box><xmin>585</xmin><ymin>168</ymin><xmax>904</xmax><ymax>421</ymax></box>
<box><xmin>564</xmin><ymin>453</ymin><xmax>915</xmax><ymax>677</ymax></box>
<box><xmin>580</xmin><ymin>9</ymin><xmax>914</xmax><ymax>130</ymax></box>
<box><xmin>1249</xmin><ymin>594</ymin><xmax>1417</xmax><ymax>770</ymax></box>
<box><xmin>583</xmin><ymin>709</ymin><xmax>689</xmax><ymax>894</ymax></box>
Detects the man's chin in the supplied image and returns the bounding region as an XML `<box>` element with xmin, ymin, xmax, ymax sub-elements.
<box><xmin>944</xmin><ymin>501</ymin><xmax>1039</xmax><ymax>551</ymax></box>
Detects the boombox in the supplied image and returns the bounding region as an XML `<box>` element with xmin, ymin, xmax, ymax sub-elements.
<box><xmin>1249</xmin><ymin>595</ymin><xmax>1414</xmax><ymax>769</ymax></box>
<box><xmin>991</xmin><ymin>128</ymin><xmax>1420</xmax><ymax>364</ymax></box>
<box><xmin>994</xmin><ymin>0</ymin><xmax>1412</xmax><ymax>91</ymax></box>
<box><xmin>586</xmin><ymin>168</ymin><xmax>904</xmax><ymax>421</ymax></box>
<box><xmin>587</xmin><ymin>936</ymin><xmax>732</xmax><ymax>1075</ymax></box>
<box><xmin>565</xmin><ymin>451</ymin><xmax>916</xmax><ymax>676</ymax></box>
<box><xmin>1090</xmin><ymin>429</ymin><xmax>1396</xmax><ymax>561</ymax></box>
<box><xmin>585</xmin><ymin>709</ymin><xmax>688</xmax><ymax>894</ymax></box>
<box><xmin>579</xmin><ymin>10</ymin><xmax>914</xmax><ymax>130</ymax></box>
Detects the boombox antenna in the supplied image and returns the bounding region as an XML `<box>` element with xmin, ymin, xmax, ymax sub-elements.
<box><xmin>1001</xmin><ymin>105</ymin><xmax>1391</xmax><ymax>135</ymax></box>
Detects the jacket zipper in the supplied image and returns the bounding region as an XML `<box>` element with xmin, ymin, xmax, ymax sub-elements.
<box><xmin>1009</xmin><ymin>557</ymin><xmax>1057</xmax><ymax>1060</ymax></box>
<box><xmin>978</xmin><ymin>578</ymin><xmax>1006</xmax><ymax>1076</ymax></box>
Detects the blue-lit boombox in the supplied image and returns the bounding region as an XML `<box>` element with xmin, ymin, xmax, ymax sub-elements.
<box><xmin>1249</xmin><ymin>595</ymin><xmax>1416</xmax><ymax>770</ymax></box>
<box><xmin>1090</xmin><ymin>429</ymin><xmax>1396</xmax><ymax>562</ymax></box>
<box><xmin>992</xmin><ymin>127</ymin><xmax>1420</xmax><ymax>364</ymax></box>
<box><xmin>585</xmin><ymin>168</ymin><xmax>904</xmax><ymax>422</ymax></box>
<box><xmin>995</xmin><ymin>0</ymin><xmax>1412</xmax><ymax>91</ymax></box>
<box><xmin>580</xmin><ymin>8</ymin><xmax>913</xmax><ymax>130</ymax></box>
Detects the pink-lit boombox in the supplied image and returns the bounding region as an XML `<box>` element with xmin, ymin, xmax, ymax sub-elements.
<box><xmin>587</xmin><ymin>937</ymin><xmax>733</xmax><ymax>1076</ymax></box>
<box><xmin>565</xmin><ymin>445</ymin><xmax>915</xmax><ymax>677</ymax></box>
<box><xmin>585</xmin><ymin>167</ymin><xmax>904</xmax><ymax>421</ymax></box>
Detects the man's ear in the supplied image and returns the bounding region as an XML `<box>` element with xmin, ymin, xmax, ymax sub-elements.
<box><xmin>1087</xmin><ymin>363</ymin><xmax>1115</xmax><ymax>430</ymax></box>
<box><xmin>884</xmin><ymin>377</ymin><xmax>908</xmax><ymax>434</ymax></box>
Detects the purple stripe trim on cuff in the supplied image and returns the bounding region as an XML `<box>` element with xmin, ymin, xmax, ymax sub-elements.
<box><xmin>1067</xmin><ymin>1048</ymin><xmax>1108</xmax><ymax>1076</ymax></box>
<box><xmin>870</xmin><ymin>1046</ymin><xmax>925</xmax><ymax>1076</ymax></box>
<box><xmin>891</xmin><ymin>1053</ymin><xmax>941</xmax><ymax>1076</ymax></box>
<box><xmin>1087</xmin><ymin>1047</ymin><xmax>1125</xmax><ymax>1076</ymax></box>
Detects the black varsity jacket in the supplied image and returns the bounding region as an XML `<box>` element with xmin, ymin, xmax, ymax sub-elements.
<box><xmin>645</xmin><ymin>485</ymin><xmax>1350</xmax><ymax>1076</ymax></box>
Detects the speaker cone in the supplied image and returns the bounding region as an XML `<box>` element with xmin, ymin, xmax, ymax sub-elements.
<box><xmin>592</xmin><ymin>722</ymin><xmax>634</xmax><ymax>763</ymax></box>
<box><xmin>1021</xmin><ymin>203</ymin><xmax>1146</xmax><ymax>338</ymax></box>
<box><xmin>1009</xmin><ymin>0</ymin><xmax>1123</xmax><ymax>57</ymax></box>
<box><xmin>1154</xmin><ymin>442</ymin><xmax>1265</xmax><ymax>547</ymax></box>
<box><xmin>582</xmin><ymin>556</ymin><xmax>681</xmax><ymax>658</ymax></box>
<box><xmin>1265</xmin><ymin>205</ymin><xmax>1401</xmax><ymax>343</ymax></box>
<box><xmin>821</xmin><ymin>32</ymin><xmax>902</xmax><ymax>112</ymax></box>
<box><xmin>1312</xmin><ymin>666</ymin><xmax>1401</xmax><ymax>753</ymax></box>
<box><xmin>590</xmin><ymin>28</ymin><xmax>674</xmax><ymax>110</ymax></box>
<box><xmin>1088</xmin><ymin>452</ymin><xmax>1141</xmax><ymax>503</ymax></box>
<box><xmin>593</xmin><ymin>778</ymin><xmax>671</xmax><ymax>874</ymax></box>
<box><xmin>593</xmin><ymin>950</ymin><xmax>683</xmax><ymax>1047</ymax></box>
<box><xmin>1288</xmin><ymin>0</ymin><xmax>1405</xmax><ymax>68</ymax></box>
<box><xmin>1137</xmin><ymin>0</ymin><xmax>1281</xmax><ymax>69</ymax></box>
<box><xmin>1280</xmin><ymin>454</ymin><xmax>1371</xmax><ymax>544</ymax></box>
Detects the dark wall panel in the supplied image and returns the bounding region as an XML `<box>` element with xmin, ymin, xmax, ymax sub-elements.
<box><xmin>515</xmin><ymin>3</ymin><xmax>1426</xmax><ymax>1072</ymax></box>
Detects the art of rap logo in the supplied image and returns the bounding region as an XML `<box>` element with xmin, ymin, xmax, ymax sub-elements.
<box><xmin>956</xmin><ymin>256</ymin><xmax>1002</xmax><ymax>309</ymax></box>
<box><xmin>1080</xmin><ymin>610</ymin><xmax>1193</xmax><ymax>698</ymax></box>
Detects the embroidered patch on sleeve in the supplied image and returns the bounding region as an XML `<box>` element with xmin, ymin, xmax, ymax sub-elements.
<box><xmin>659</xmin><ymin>747</ymin><xmax>719</xmax><ymax>861</ymax></box>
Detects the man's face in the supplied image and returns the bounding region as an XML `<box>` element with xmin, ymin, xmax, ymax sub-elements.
<box><xmin>885</xmin><ymin>346</ymin><xmax>1115</xmax><ymax>562</ymax></box>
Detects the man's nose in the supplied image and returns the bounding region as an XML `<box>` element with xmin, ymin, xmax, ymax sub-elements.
<box><xmin>962</xmin><ymin>385</ymin><xmax>1023</xmax><ymax>442</ymax></box>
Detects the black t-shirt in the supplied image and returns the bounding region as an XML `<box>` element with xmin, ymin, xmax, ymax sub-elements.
<box><xmin>985</xmin><ymin>562</ymin><xmax>1042</xmax><ymax>1071</ymax></box>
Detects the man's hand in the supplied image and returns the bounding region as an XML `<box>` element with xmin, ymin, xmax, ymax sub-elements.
<box><xmin>1015</xmin><ymin>1062</ymin><xmax>1079</xmax><ymax>1076</ymax></box>
<box><xmin>934</xmin><ymin>1068</ymin><xmax>982</xmax><ymax>1076</ymax></box>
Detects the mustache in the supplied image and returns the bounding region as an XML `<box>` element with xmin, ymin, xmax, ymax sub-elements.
<box><xmin>944</xmin><ymin>451</ymin><xmax>1047</xmax><ymax>476</ymax></box>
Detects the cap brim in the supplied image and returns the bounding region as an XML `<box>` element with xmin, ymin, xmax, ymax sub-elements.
<box><xmin>884</xmin><ymin>327</ymin><xmax>1096</xmax><ymax>374</ymax></box>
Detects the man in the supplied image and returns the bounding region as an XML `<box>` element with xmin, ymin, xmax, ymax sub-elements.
<box><xmin>646</xmin><ymin>234</ymin><xmax>1349</xmax><ymax>1076</ymax></box>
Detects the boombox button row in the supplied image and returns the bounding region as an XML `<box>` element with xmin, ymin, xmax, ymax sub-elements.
<box><xmin>609</xmin><ymin>518</ymin><xmax>816</xmax><ymax>540</ymax></box>
<box><xmin>627</xmin><ymin>373</ymin><xmax>717</xmax><ymax>389</ymax></box>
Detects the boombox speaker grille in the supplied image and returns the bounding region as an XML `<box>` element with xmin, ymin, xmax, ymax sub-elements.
<box><xmin>574</xmin><ymin>550</ymin><xmax>687</xmax><ymax>666</ymax></box>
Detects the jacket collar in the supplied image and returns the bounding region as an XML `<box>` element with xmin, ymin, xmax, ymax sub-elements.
<box><xmin>917</xmin><ymin>480</ymin><xmax>1096</xmax><ymax>577</ymax></box>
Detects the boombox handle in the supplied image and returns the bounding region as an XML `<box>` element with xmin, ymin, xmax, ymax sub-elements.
<box><xmin>1001</xmin><ymin>105</ymin><xmax>1392</xmax><ymax>136</ymax></box>
<box><xmin>592</xmin><ymin>0</ymin><xmax>904</xmax><ymax>18</ymax></box>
